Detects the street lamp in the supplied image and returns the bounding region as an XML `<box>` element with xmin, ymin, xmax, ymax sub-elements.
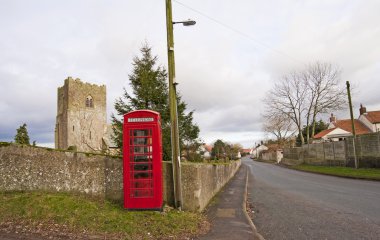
<box><xmin>173</xmin><ymin>20</ymin><xmax>196</xmax><ymax>26</ymax></box>
<box><xmin>165</xmin><ymin>0</ymin><xmax>196</xmax><ymax>210</ymax></box>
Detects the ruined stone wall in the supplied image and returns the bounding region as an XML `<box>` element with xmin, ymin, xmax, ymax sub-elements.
<box><xmin>55</xmin><ymin>77</ymin><xmax>107</xmax><ymax>152</ymax></box>
<box><xmin>0</xmin><ymin>144</ymin><xmax>240</xmax><ymax>211</ymax></box>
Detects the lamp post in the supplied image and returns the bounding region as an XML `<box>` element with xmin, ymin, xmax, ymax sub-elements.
<box><xmin>165</xmin><ymin>0</ymin><xmax>196</xmax><ymax>210</ymax></box>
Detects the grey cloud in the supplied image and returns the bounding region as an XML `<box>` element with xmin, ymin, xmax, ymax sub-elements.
<box><xmin>1</xmin><ymin>0</ymin><xmax>380</xmax><ymax>148</ymax></box>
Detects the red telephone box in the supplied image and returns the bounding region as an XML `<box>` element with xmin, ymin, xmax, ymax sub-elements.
<box><xmin>123</xmin><ymin>110</ymin><xmax>163</xmax><ymax>210</ymax></box>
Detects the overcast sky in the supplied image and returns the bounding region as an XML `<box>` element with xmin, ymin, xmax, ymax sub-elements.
<box><xmin>1</xmin><ymin>0</ymin><xmax>380</xmax><ymax>148</ymax></box>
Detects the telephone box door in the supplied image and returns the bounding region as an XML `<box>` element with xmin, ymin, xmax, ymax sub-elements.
<box><xmin>123</xmin><ymin>110</ymin><xmax>163</xmax><ymax>210</ymax></box>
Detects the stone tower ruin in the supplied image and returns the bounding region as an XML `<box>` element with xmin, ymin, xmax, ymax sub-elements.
<box><xmin>55</xmin><ymin>77</ymin><xmax>107</xmax><ymax>152</ymax></box>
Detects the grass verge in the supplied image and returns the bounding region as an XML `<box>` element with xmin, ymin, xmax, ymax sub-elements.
<box><xmin>0</xmin><ymin>191</ymin><xmax>207</xmax><ymax>239</ymax></box>
<box><xmin>289</xmin><ymin>164</ymin><xmax>380</xmax><ymax>180</ymax></box>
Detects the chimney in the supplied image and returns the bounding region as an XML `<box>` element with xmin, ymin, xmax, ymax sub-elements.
<box><xmin>359</xmin><ymin>104</ymin><xmax>367</xmax><ymax>115</ymax></box>
<box><xmin>329</xmin><ymin>113</ymin><xmax>336</xmax><ymax>123</ymax></box>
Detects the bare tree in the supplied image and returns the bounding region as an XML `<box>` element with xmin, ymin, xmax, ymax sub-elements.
<box><xmin>307</xmin><ymin>62</ymin><xmax>345</xmax><ymax>138</ymax></box>
<box><xmin>262</xmin><ymin>112</ymin><xmax>296</xmax><ymax>144</ymax></box>
<box><xmin>263</xmin><ymin>61</ymin><xmax>344</xmax><ymax>145</ymax></box>
<box><xmin>264</xmin><ymin>71</ymin><xmax>308</xmax><ymax>144</ymax></box>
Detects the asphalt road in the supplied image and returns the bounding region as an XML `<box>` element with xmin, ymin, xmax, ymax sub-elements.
<box><xmin>244</xmin><ymin>157</ymin><xmax>380</xmax><ymax>240</ymax></box>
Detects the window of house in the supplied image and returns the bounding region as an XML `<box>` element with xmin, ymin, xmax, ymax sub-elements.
<box><xmin>86</xmin><ymin>95</ymin><xmax>94</xmax><ymax>108</ymax></box>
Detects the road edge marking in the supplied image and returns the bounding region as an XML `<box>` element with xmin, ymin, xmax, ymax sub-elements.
<box><xmin>243</xmin><ymin>166</ymin><xmax>265</xmax><ymax>240</ymax></box>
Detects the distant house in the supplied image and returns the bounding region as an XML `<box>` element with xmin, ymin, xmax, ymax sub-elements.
<box><xmin>260</xmin><ymin>144</ymin><xmax>283</xmax><ymax>163</ymax></box>
<box><xmin>358</xmin><ymin>104</ymin><xmax>380</xmax><ymax>132</ymax></box>
<box><xmin>313</xmin><ymin>105</ymin><xmax>376</xmax><ymax>142</ymax></box>
<box><xmin>251</xmin><ymin>145</ymin><xmax>268</xmax><ymax>158</ymax></box>
<box><xmin>240</xmin><ymin>148</ymin><xmax>252</xmax><ymax>156</ymax></box>
<box><xmin>198</xmin><ymin>144</ymin><xmax>212</xmax><ymax>159</ymax></box>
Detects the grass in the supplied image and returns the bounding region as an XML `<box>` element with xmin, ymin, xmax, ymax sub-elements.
<box><xmin>290</xmin><ymin>164</ymin><xmax>380</xmax><ymax>180</ymax></box>
<box><xmin>0</xmin><ymin>142</ymin><xmax>11</xmax><ymax>147</ymax></box>
<box><xmin>0</xmin><ymin>191</ymin><xmax>206</xmax><ymax>239</ymax></box>
<box><xmin>0</xmin><ymin>141</ymin><xmax>122</xmax><ymax>158</ymax></box>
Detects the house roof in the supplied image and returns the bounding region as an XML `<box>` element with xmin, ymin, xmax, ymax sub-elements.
<box><xmin>203</xmin><ymin>144</ymin><xmax>212</xmax><ymax>152</ymax></box>
<box><xmin>313</xmin><ymin>128</ymin><xmax>336</xmax><ymax>139</ymax></box>
<box><xmin>262</xmin><ymin>144</ymin><xmax>283</xmax><ymax>152</ymax></box>
<box><xmin>241</xmin><ymin>149</ymin><xmax>251</xmax><ymax>153</ymax></box>
<box><xmin>253</xmin><ymin>145</ymin><xmax>268</xmax><ymax>151</ymax></box>
<box><xmin>332</xmin><ymin>119</ymin><xmax>371</xmax><ymax>135</ymax></box>
<box><xmin>363</xmin><ymin>111</ymin><xmax>380</xmax><ymax>124</ymax></box>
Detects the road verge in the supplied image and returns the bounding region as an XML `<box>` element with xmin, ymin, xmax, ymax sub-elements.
<box><xmin>0</xmin><ymin>191</ymin><xmax>207</xmax><ymax>239</ymax></box>
<box><xmin>282</xmin><ymin>164</ymin><xmax>380</xmax><ymax>181</ymax></box>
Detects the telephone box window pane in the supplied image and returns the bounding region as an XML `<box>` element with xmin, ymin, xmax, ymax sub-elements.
<box><xmin>133</xmin><ymin>172</ymin><xmax>152</xmax><ymax>179</ymax></box>
<box><xmin>134</xmin><ymin>137</ymin><xmax>148</xmax><ymax>145</ymax></box>
<box><xmin>133</xmin><ymin>129</ymin><xmax>150</xmax><ymax>137</ymax></box>
<box><xmin>133</xmin><ymin>163</ymin><xmax>148</xmax><ymax>171</ymax></box>
<box><xmin>144</xmin><ymin>147</ymin><xmax>150</xmax><ymax>153</ymax></box>
<box><xmin>133</xmin><ymin>146</ymin><xmax>142</xmax><ymax>153</ymax></box>
<box><xmin>131</xmin><ymin>189</ymin><xmax>153</xmax><ymax>198</ymax></box>
<box><xmin>132</xmin><ymin>163</ymin><xmax>152</xmax><ymax>171</ymax></box>
<box><xmin>134</xmin><ymin>155</ymin><xmax>149</xmax><ymax>162</ymax></box>
<box><xmin>131</xmin><ymin>180</ymin><xmax>153</xmax><ymax>189</ymax></box>
<box><xmin>132</xmin><ymin>147</ymin><xmax>151</xmax><ymax>154</ymax></box>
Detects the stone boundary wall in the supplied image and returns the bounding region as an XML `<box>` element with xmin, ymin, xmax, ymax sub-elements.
<box><xmin>0</xmin><ymin>144</ymin><xmax>123</xmax><ymax>202</ymax></box>
<box><xmin>261</xmin><ymin>151</ymin><xmax>283</xmax><ymax>163</ymax></box>
<box><xmin>282</xmin><ymin>147</ymin><xmax>305</xmax><ymax>166</ymax></box>
<box><xmin>283</xmin><ymin>142</ymin><xmax>346</xmax><ymax>166</ymax></box>
<box><xmin>283</xmin><ymin>132</ymin><xmax>380</xmax><ymax>168</ymax></box>
<box><xmin>181</xmin><ymin>160</ymin><xmax>240</xmax><ymax>211</ymax></box>
<box><xmin>0</xmin><ymin>144</ymin><xmax>240</xmax><ymax>211</ymax></box>
<box><xmin>261</xmin><ymin>152</ymin><xmax>277</xmax><ymax>162</ymax></box>
<box><xmin>303</xmin><ymin>141</ymin><xmax>346</xmax><ymax>166</ymax></box>
<box><xmin>345</xmin><ymin>133</ymin><xmax>380</xmax><ymax>168</ymax></box>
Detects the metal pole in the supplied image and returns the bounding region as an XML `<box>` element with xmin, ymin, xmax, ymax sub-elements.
<box><xmin>166</xmin><ymin>0</ymin><xmax>183</xmax><ymax>209</ymax></box>
<box><xmin>346</xmin><ymin>81</ymin><xmax>358</xmax><ymax>169</ymax></box>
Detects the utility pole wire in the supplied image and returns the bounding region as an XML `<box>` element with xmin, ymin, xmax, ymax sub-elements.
<box><xmin>173</xmin><ymin>0</ymin><xmax>302</xmax><ymax>64</ymax></box>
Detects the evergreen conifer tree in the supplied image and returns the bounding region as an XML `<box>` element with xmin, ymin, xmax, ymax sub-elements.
<box><xmin>14</xmin><ymin>123</ymin><xmax>30</xmax><ymax>145</ymax></box>
<box><xmin>111</xmin><ymin>44</ymin><xmax>199</xmax><ymax>160</ymax></box>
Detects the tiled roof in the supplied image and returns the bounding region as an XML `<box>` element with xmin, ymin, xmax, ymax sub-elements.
<box><xmin>241</xmin><ymin>149</ymin><xmax>251</xmax><ymax>153</ymax></box>
<box><xmin>265</xmin><ymin>144</ymin><xmax>282</xmax><ymax>151</ymax></box>
<box><xmin>333</xmin><ymin>119</ymin><xmax>371</xmax><ymax>135</ymax></box>
<box><xmin>313</xmin><ymin>128</ymin><xmax>336</xmax><ymax>139</ymax></box>
<box><xmin>364</xmin><ymin>111</ymin><xmax>380</xmax><ymax>124</ymax></box>
<box><xmin>204</xmin><ymin>144</ymin><xmax>212</xmax><ymax>152</ymax></box>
